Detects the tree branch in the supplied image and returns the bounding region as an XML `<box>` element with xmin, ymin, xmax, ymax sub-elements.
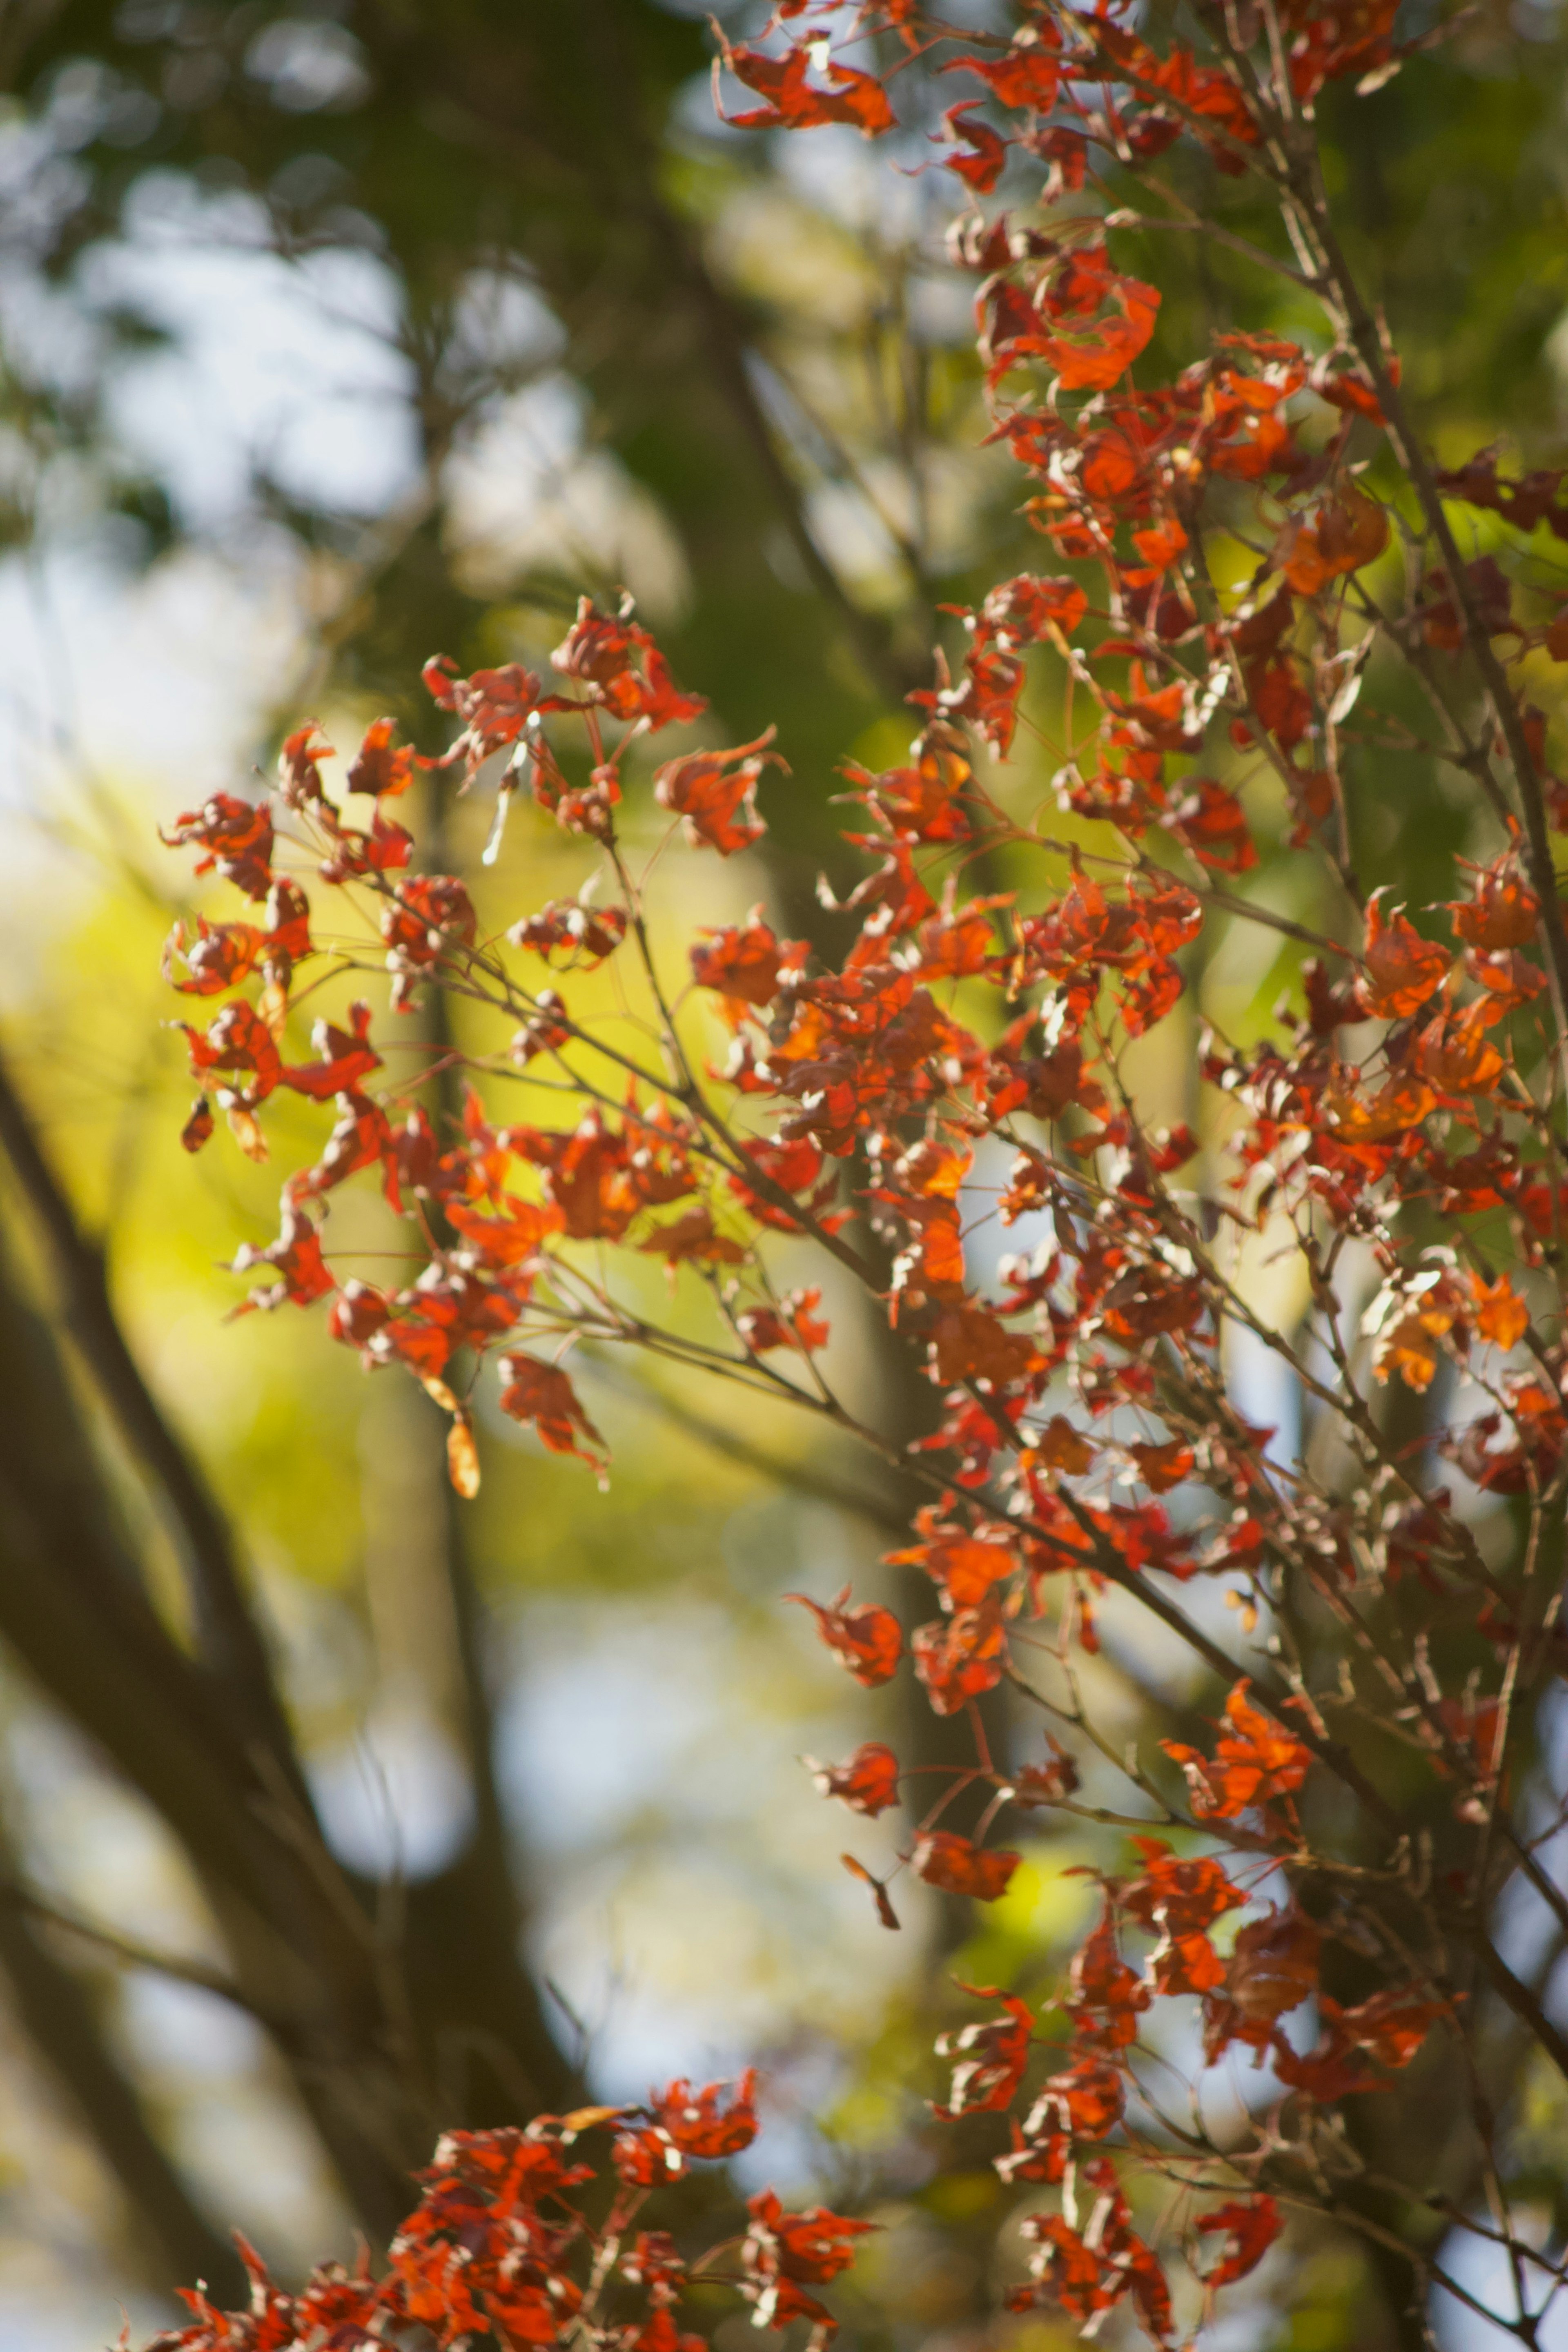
<box><xmin>0</xmin><ymin>1827</ymin><xmax>247</xmax><ymax>2302</ymax></box>
<box><xmin>0</xmin><ymin>1045</ymin><xmax>305</xmax><ymax>1796</ymax></box>
<box><xmin>1283</xmin><ymin>140</ymin><xmax>1568</xmax><ymax>1022</ymax></box>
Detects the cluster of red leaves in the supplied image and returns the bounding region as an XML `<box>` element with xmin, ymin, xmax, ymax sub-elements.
<box><xmin>159</xmin><ymin>594</ymin><xmax>762</xmax><ymax>1479</ymax></box>
<box><xmin>141</xmin><ymin>2085</ymin><xmax>878</xmax><ymax>2352</ymax></box>
<box><xmin>922</xmin><ymin>1825</ymin><xmax>1443</xmax><ymax>2339</ymax></box>
<box><xmin>1163</xmin><ymin>1683</ymin><xmax>1311</xmax><ymax>1821</ymax></box>
<box><xmin>154</xmin><ymin>4</ymin><xmax>1556</xmax><ymax>2344</ymax></box>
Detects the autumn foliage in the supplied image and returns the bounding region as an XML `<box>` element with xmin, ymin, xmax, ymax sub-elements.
<box><xmin>147</xmin><ymin>0</ymin><xmax>1568</xmax><ymax>2342</ymax></box>
<box><xmin>143</xmin><ymin>2084</ymin><xmax>878</xmax><ymax>2352</ymax></box>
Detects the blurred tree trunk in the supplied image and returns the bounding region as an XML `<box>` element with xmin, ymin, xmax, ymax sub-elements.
<box><xmin>0</xmin><ymin>1817</ymin><xmax>247</xmax><ymax>2303</ymax></box>
<box><xmin>0</xmin><ymin>1054</ymin><xmax>575</xmax><ymax>2254</ymax></box>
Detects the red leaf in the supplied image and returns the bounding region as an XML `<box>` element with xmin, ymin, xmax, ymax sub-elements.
<box><xmin>1274</xmin><ymin>1987</ymin><xmax>1448</xmax><ymax>2099</ymax></box>
<box><xmin>1024</xmin><ymin>2056</ymin><xmax>1124</xmax><ymax>2140</ymax></box>
<box><xmin>423</xmin><ymin>654</ymin><xmax>563</xmax><ymax>777</ymax></box>
<box><xmin>1031</xmin><ymin>1413</ymin><xmax>1097</xmax><ymax>1474</ymax></box>
<box><xmin>181</xmin><ymin>1000</ymin><xmax>281</xmax><ymax>1111</ymax></box>
<box><xmin>381</xmin><ymin>875</ymin><xmax>477</xmax><ymax>1010</ymax></box>
<box><xmin>317</xmin><ymin>803</ymin><xmax>414</xmax><ymax>886</ymax></box>
<box><xmin>718</xmin><ymin>40</ymin><xmax>896</xmax><ymax>137</ymax></box>
<box><xmin>446</xmin><ymin>1197</ymin><xmax>563</xmax><ymax>1270</ymax></box>
<box><xmin>912</xmin><ymin>1831</ymin><xmax>1019</xmax><ymax>1900</ymax></box>
<box><xmin>1168</xmin><ymin>779</ymin><xmax>1257</xmax><ymax>873</ymax></box>
<box><xmin>1120</xmin><ymin>1840</ymin><xmax>1245</xmax><ymax>1937</ymax></box>
<box><xmin>229</xmin><ymin>1203</ymin><xmax>336</xmax><ymax>1316</ymax></box>
<box><xmin>327</xmin><ymin>1279</ymin><xmax>391</xmax><ymax>1359</ymax></box>
<box><xmin>786</xmin><ymin>1586</ymin><xmax>903</xmax><ymax>1686</ymax></box>
<box><xmin>1356</xmin><ymin>888</ymin><xmax>1450</xmax><ymax>1019</ymax></box>
<box><xmin>650</xmin><ymin>2069</ymin><xmax>758</xmax><ymax>2159</ymax></box>
<box><xmin>654</xmin><ymin>730</ymin><xmax>782</xmax><ymax>855</ymax></box>
<box><xmin>1444</xmin><ymin>852</ymin><xmax>1540</xmax><ymax>950</ymax></box>
<box><xmin>911</xmin><ymin>1602</ymin><xmax>1007</xmax><ymax>1713</ymax></box>
<box><xmin>287</xmin><ymin>1091</ymin><xmax>399</xmax><ymax>1212</ymax></box>
<box><xmin>1009</xmin><ymin>1737</ymin><xmax>1081</xmax><ymax>1806</ymax></box>
<box><xmin>742</xmin><ymin>2188</ymin><xmax>875</xmax><ymax>2345</ymax></box>
<box><xmin>1194</xmin><ymin>2196</ymin><xmax>1282</xmax><ymax>2289</ymax></box>
<box><xmin>497</xmin><ymin>1354</ymin><xmax>608</xmax><ymax>1473</ymax></box>
<box><xmin>1147</xmin><ymin>1929</ymin><xmax>1227</xmax><ymax>1996</ymax></box>
<box><xmin>637</xmin><ymin>1206</ymin><xmax>747</xmax><ymax>1266</ymax></box>
<box><xmin>944</xmin><ymin>31</ymin><xmax>1060</xmax><ymax>112</ymax></box>
<box><xmin>905</xmin><ymin>1531</ymin><xmax>1017</xmax><ymax>1609</ymax></box>
<box><xmin>933</xmin><ymin>1983</ymin><xmax>1033</xmax><ymax>2116</ymax></box>
<box><xmin>1162</xmin><ymin>1682</ymin><xmax>1312</xmax><ymax>1819</ymax></box>
<box><xmin>939</xmin><ymin>105</ymin><xmax>1009</xmax><ymax>194</ymax></box>
<box><xmin>160</xmin><ymin>791</ymin><xmax>275</xmax><ymax>899</ymax></box>
<box><xmin>809</xmin><ymin>1742</ymin><xmax>901</xmax><ymax>1817</ymax></box>
<box><xmin>841</xmin><ymin>1851</ymin><xmax>901</xmax><ymax>1930</ymax></box>
<box><xmin>1015</xmin><ymin>2184</ymin><xmax>1172</xmax><ymax>2342</ymax></box>
<box><xmin>277</xmin><ymin>721</ymin><xmax>331</xmax><ymax>807</ymax></box>
<box><xmin>690</xmin><ymin>914</ymin><xmax>804</xmax><ymax>1010</ymax></box>
<box><xmin>509</xmin><ymin>899</ymin><xmax>629</xmax><ymax>969</ymax></box>
<box><xmin>346</xmin><ymin>715</ymin><xmax>414</xmax><ymax>797</ymax></box>
<box><xmin>726</xmin><ymin>1135</ymin><xmax>829</xmax><ymax>1229</ymax></box>
<box><xmin>180</xmin><ymin>1096</ymin><xmax>214</xmax><ymax>1154</ymax></box>
<box><xmin>929</xmin><ymin>1303</ymin><xmax>1038</xmax><ymax>1385</ymax></box>
<box><xmin>162</xmin><ymin>916</ymin><xmax>265</xmax><ymax>996</ymax></box>
<box><xmin>980</xmin><ymin>572</ymin><xmax>1088</xmax><ymax>644</ymax></box>
<box><xmin>510</xmin><ymin>1108</ymin><xmax>675</xmax><ymax>1241</ymax></box>
<box><xmin>279</xmin><ymin>1001</ymin><xmax>382</xmax><ymax>1100</ymax></box>
<box><xmin>737</xmin><ymin>1287</ymin><xmax>830</xmax><ymax>1354</ymax></box>
<box><xmin>1203</xmin><ymin>1904</ymin><xmax>1320</xmax><ymax>2060</ymax></box>
<box><xmin>1065</xmin><ymin>1906</ymin><xmax>1151</xmax><ymax>2049</ymax></box>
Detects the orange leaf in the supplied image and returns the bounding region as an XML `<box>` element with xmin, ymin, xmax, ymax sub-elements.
<box><xmin>912</xmin><ymin>1603</ymin><xmax>1007</xmax><ymax>1713</ymax></box>
<box><xmin>653</xmin><ymin>730</ymin><xmax>782</xmax><ymax>855</ymax></box>
<box><xmin>1044</xmin><ymin>276</ymin><xmax>1161</xmax><ymax>392</ymax></box>
<box><xmin>497</xmin><ymin>1354</ymin><xmax>608</xmax><ymax>1474</ymax></box>
<box><xmin>637</xmin><ymin>1206</ymin><xmax>747</xmax><ymax>1266</ymax></box>
<box><xmin>1469</xmin><ymin>1270</ymin><xmax>1530</xmax><ymax>1350</ymax></box>
<box><xmin>787</xmin><ymin>1587</ymin><xmax>903</xmax><ymax>1686</ymax></box>
<box><xmin>889</xmin><ymin>1523</ymin><xmax>1016</xmax><ymax>1606</ymax></box>
<box><xmin>1031</xmin><ymin>1414</ymin><xmax>1097</xmax><ymax>1475</ymax></box>
<box><xmin>808</xmin><ymin>1743</ymin><xmax>901</xmax><ymax>1818</ymax></box>
<box><xmin>841</xmin><ymin>1852</ymin><xmax>900</xmax><ymax>1930</ymax></box>
<box><xmin>1356</xmin><ymin>889</ymin><xmax>1450</xmax><ymax>1018</ymax></box>
<box><xmin>912</xmin><ymin>1831</ymin><xmax>1019</xmax><ymax>1900</ymax></box>
<box><xmin>1195</xmin><ymin>2196</ymin><xmax>1282</xmax><ymax>2289</ymax></box>
<box><xmin>1127</xmin><ymin>1438</ymin><xmax>1194</xmax><ymax>1493</ymax></box>
<box><xmin>1445</xmin><ymin>853</ymin><xmax>1539</xmax><ymax>950</ymax></box>
<box><xmin>446</xmin><ymin>1413</ymin><xmax>481</xmax><ymax>1500</ymax></box>
<box><xmin>930</xmin><ymin>1303</ymin><xmax>1039</xmax><ymax>1385</ymax></box>
<box><xmin>1162</xmin><ymin>1681</ymin><xmax>1310</xmax><ymax>1819</ymax></box>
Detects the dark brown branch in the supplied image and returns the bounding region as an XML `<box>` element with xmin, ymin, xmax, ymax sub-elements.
<box><xmin>1469</xmin><ymin>1932</ymin><xmax>1568</xmax><ymax>2087</ymax></box>
<box><xmin>1281</xmin><ymin>142</ymin><xmax>1568</xmax><ymax>1021</ymax></box>
<box><xmin>0</xmin><ymin>1234</ymin><xmax>438</xmax><ymax>2235</ymax></box>
<box><xmin>0</xmin><ymin>1877</ymin><xmax>258</xmax><ymax>2015</ymax></box>
<box><xmin>0</xmin><ymin>1846</ymin><xmax>247</xmax><ymax>2303</ymax></box>
<box><xmin>0</xmin><ymin>1045</ymin><xmax>305</xmax><ymax>1796</ymax></box>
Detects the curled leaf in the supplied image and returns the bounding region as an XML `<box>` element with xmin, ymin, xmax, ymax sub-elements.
<box><xmin>786</xmin><ymin>1587</ymin><xmax>903</xmax><ymax>1686</ymax></box>
<box><xmin>912</xmin><ymin>1831</ymin><xmax>1019</xmax><ymax>1900</ymax></box>
<box><xmin>447</xmin><ymin>1412</ymin><xmax>481</xmax><ymax>1500</ymax></box>
<box><xmin>841</xmin><ymin>1852</ymin><xmax>900</xmax><ymax>1930</ymax></box>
